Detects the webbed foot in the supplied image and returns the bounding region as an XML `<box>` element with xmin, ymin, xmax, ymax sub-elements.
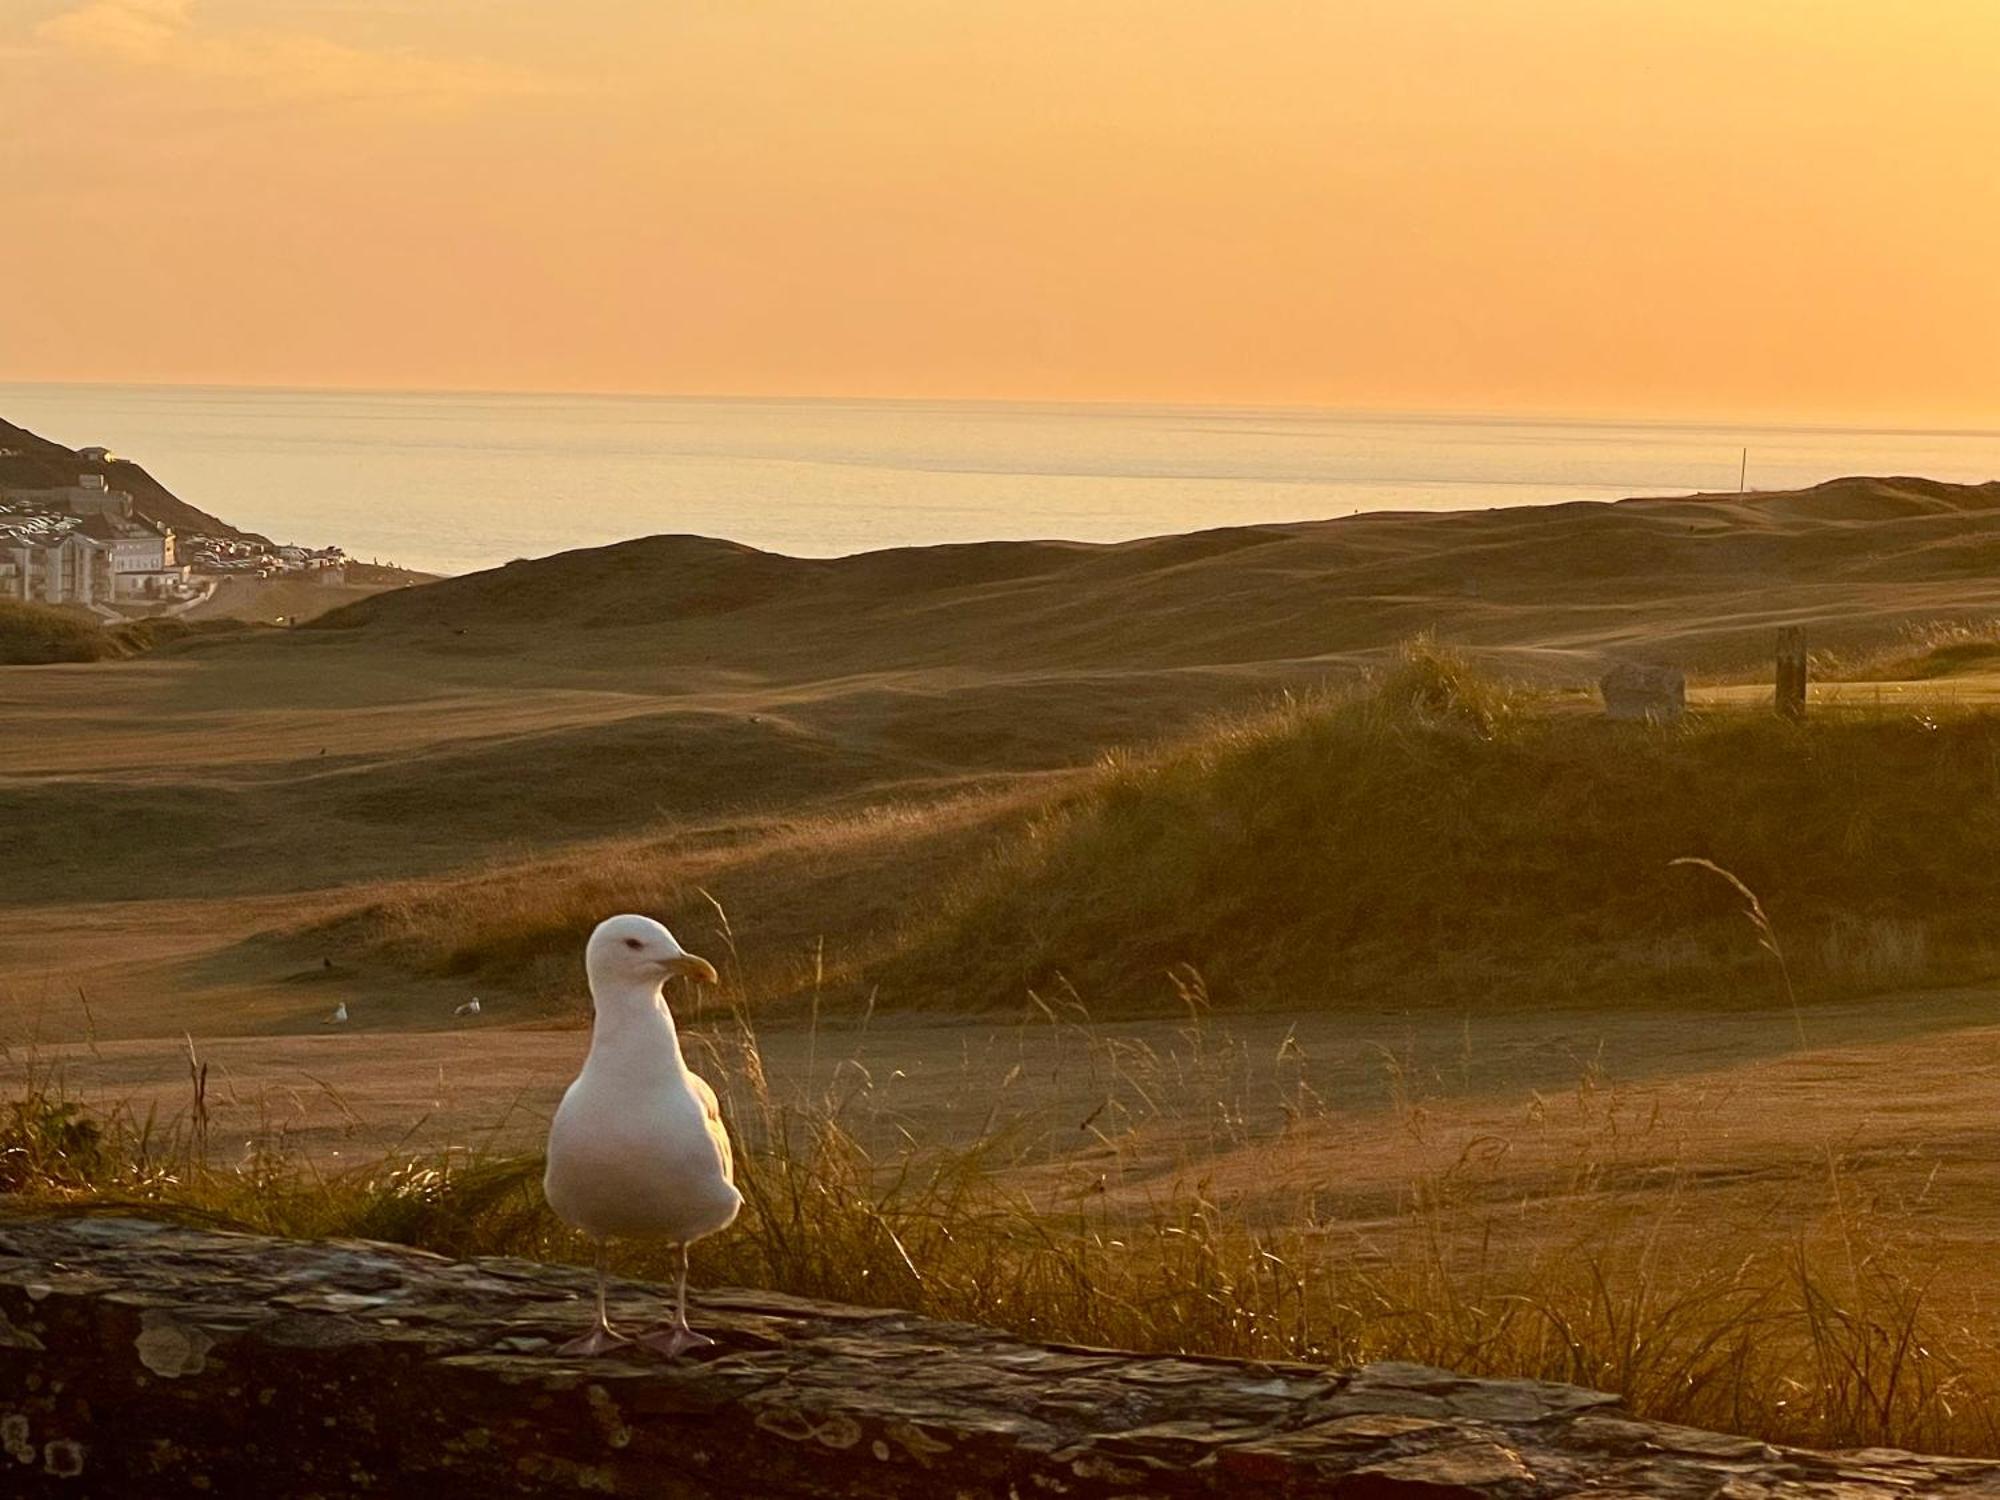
<box><xmin>556</xmin><ymin>1325</ymin><xmax>632</xmax><ymax>1356</ymax></box>
<box><xmin>638</xmin><ymin>1324</ymin><xmax>715</xmax><ymax>1357</ymax></box>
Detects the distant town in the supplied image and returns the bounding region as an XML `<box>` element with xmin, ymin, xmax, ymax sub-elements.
<box><xmin>0</xmin><ymin>445</ymin><xmax>381</xmax><ymax>617</ymax></box>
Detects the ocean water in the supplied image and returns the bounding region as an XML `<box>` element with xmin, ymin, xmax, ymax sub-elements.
<box><xmin>3</xmin><ymin>384</ymin><xmax>1998</xmax><ymax>577</ymax></box>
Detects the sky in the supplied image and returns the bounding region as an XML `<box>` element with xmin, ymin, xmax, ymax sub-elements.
<box><xmin>3</xmin><ymin>1</ymin><xmax>1997</xmax><ymax>424</ymax></box>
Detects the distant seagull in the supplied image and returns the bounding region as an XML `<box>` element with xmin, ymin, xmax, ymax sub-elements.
<box><xmin>543</xmin><ymin>915</ymin><xmax>737</xmax><ymax>1357</ymax></box>
<box><xmin>455</xmin><ymin>998</ymin><xmax>482</xmax><ymax>1017</ymax></box>
<box><xmin>322</xmin><ymin>956</ymin><xmax>334</xmax><ymax>970</ymax></box>
<box><xmin>324</xmin><ymin>1002</ymin><xmax>348</xmax><ymax>1026</ymax></box>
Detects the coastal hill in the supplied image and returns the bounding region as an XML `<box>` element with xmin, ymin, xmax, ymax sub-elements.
<box><xmin>0</xmin><ymin>415</ymin><xmax>257</xmax><ymax>541</ymax></box>
<box><xmin>312</xmin><ymin>474</ymin><xmax>2000</xmax><ymax>683</ymax></box>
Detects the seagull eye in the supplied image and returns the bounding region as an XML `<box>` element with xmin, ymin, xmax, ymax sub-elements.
<box><xmin>623</xmin><ymin>938</ymin><xmax>642</xmax><ymax>950</ymax></box>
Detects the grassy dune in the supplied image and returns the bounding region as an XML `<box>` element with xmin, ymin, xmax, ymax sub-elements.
<box><xmin>879</xmin><ymin>643</ymin><xmax>2000</xmax><ymax>1013</ymax></box>
<box><xmin>0</xmin><ymin>599</ymin><xmax>251</xmax><ymax>666</ymax></box>
<box><xmin>0</xmin><ymin>600</ymin><xmax>116</xmax><ymax>664</ymax></box>
<box><xmin>330</xmin><ymin>788</ymin><xmax>1053</xmax><ymax>1002</ymax></box>
<box><xmin>328</xmin><ymin>644</ymin><xmax>2000</xmax><ymax>1017</ymax></box>
<box><xmin>15</xmin><ymin>479</ymin><xmax>2000</xmax><ymax>1026</ymax></box>
<box><xmin>302</xmin><ymin>475</ymin><xmax>2000</xmax><ymax>687</ymax></box>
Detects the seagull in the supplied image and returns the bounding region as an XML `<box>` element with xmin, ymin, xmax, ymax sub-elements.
<box><xmin>455</xmin><ymin>998</ymin><xmax>482</xmax><ymax>1017</ymax></box>
<box><xmin>543</xmin><ymin>915</ymin><xmax>738</xmax><ymax>1357</ymax></box>
<box><xmin>324</xmin><ymin>1002</ymin><xmax>348</xmax><ymax>1026</ymax></box>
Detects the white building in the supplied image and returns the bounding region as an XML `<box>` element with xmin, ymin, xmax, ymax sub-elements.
<box><xmin>77</xmin><ymin>513</ymin><xmax>188</xmax><ymax>598</ymax></box>
<box><xmin>0</xmin><ymin>511</ymin><xmax>189</xmax><ymax>605</ymax></box>
<box><xmin>0</xmin><ymin>530</ymin><xmax>116</xmax><ymax>606</ymax></box>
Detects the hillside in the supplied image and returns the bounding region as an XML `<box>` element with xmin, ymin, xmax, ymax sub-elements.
<box><xmin>0</xmin><ymin>416</ymin><xmax>258</xmax><ymax>541</ymax></box>
<box><xmin>7</xmin><ymin>473</ymin><xmax>2000</xmax><ymax>1037</ymax></box>
<box><xmin>310</xmin><ymin>475</ymin><xmax>2000</xmax><ymax>683</ymax></box>
<box><xmin>182</xmin><ymin>573</ymin><xmax>430</xmax><ymax>626</ymax></box>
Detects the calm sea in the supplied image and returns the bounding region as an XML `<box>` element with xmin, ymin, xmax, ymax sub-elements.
<box><xmin>3</xmin><ymin>384</ymin><xmax>1997</xmax><ymax>577</ymax></box>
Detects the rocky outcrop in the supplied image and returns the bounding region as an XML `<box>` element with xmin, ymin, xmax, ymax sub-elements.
<box><xmin>3</xmin><ymin>1212</ymin><xmax>1998</xmax><ymax>1497</ymax></box>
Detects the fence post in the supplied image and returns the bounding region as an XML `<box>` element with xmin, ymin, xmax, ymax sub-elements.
<box><xmin>1775</xmin><ymin>626</ymin><xmax>1806</xmax><ymax>720</ymax></box>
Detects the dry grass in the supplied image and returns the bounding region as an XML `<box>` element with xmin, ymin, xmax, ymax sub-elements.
<box><xmin>1842</xmin><ymin>619</ymin><xmax>2000</xmax><ymax>682</ymax></box>
<box><xmin>878</xmin><ymin>640</ymin><xmax>2000</xmax><ymax>1014</ymax></box>
<box><xmin>247</xmin><ymin>640</ymin><xmax>2000</xmax><ymax>1022</ymax></box>
<box><xmin>0</xmin><ymin>599</ymin><xmax>251</xmax><ymax>665</ymax></box>
<box><xmin>0</xmin><ymin>600</ymin><xmax>117</xmax><ymax>664</ymax></box>
<box><xmin>8</xmin><ymin>931</ymin><xmax>2000</xmax><ymax>1457</ymax></box>
<box><xmin>325</xmin><ymin>787</ymin><xmax>1052</xmax><ymax>1006</ymax></box>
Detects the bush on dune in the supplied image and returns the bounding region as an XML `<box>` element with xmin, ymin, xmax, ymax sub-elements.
<box><xmin>0</xmin><ymin>600</ymin><xmax>120</xmax><ymax>663</ymax></box>
<box><xmin>879</xmin><ymin>639</ymin><xmax>2000</xmax><ymax>1013</ymax></box>
<box><xmin>0</xmin><ymin>601</ymin><xmax>251</xmax><ymax>665</ymax></box>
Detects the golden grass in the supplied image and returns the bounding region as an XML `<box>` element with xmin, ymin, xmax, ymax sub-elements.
<box><xmin>1844</xmin><ymin>618</ymin><xmax>2000</xmax><ymax>682</ymax></box>
<box><xmin>0</xmin><ymin>599</ymin><xmax>252</xmax><ymax>665</ymax></box>
<box><xmin>11</xmin><ymin>621</ymin><xmax>2000</xmax><ymax>1453</ymax></box>
<box><xmin>272</xmin><ymin>641</ymin><xmax>2000</xmax><ymax>1022</ymax></box>
<box><xmin>878</xmin><ymin>640</ymin><xmax>2000</xmax><ymax>1014</ymax></box>
<box><xmin>329</xmin><ymin>787</ymin><xmax>1053</xmax><ymax>1006</ymax></box>
<box><xmin>9</xmin><ymin>927</ymin><xmax>2000</xmax><ymax>1457</ymax></box>
<box><xmin>0</xmin><ymin>600</ymin><xmax>115</xmax><ymax>663</ymax></box>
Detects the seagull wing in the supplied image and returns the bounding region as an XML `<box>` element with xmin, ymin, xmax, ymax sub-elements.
<box><xmin>687</xmin><ymin>1070</ymin><xmax>734</xmax><ymax>1184</ymax></box>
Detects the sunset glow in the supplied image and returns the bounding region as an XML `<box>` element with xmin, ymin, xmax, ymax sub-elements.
<box><xmin>6</xmin><ymin>1</ymin><xmax>1997</xmax><ymax>422</ymax></box>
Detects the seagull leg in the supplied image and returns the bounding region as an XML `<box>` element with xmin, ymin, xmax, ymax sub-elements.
<box><xmin>557</xmin><ymin>1239</ymin><xmax>631</xmax><ymax>1356</ymax></box>
<box><xmin>640</xmin><ymin>1244</ymin><xmax>714</xmax><ymax>1356</ymax></box>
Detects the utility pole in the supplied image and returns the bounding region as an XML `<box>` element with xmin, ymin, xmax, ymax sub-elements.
<box><xmin>1739</xmin><ymin>448</ymin><xmax>1748</xmax><ymax>493</ymax></box>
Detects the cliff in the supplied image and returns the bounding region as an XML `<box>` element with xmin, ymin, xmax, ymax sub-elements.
<box><xmin>3</xmin><ymin>1213</ymin><xmax>1997</xmax><ymax>1497</ymax></box>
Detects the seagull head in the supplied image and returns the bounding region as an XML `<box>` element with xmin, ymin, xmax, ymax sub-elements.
<box><xmin>586</xmin><ymin>914</ymin><xmax>719</xmax><ymax>992</ymax></box>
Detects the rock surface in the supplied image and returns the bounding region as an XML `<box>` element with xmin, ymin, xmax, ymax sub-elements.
<box><xmin>4</xmin><ymin>1212</ymin><xmax>2000</xmax><ymax>1497</ymax></box>
<box><xmin>1599</xmin><ymin>661</ymin><xmax>1687</xmax><ymax>722</ymax></box>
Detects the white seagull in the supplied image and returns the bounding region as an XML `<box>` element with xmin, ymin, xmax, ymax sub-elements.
<box><xmin>455</xmin><ymin>998</ymin><xmax>482</xmax><ymax>1017</ymax></box>
<box><xmin>543</xmin><ymin>914</ymin><xmax>739</xmax><ymax>1356</ymax></box>
<box><xmin>323</xmin><ymin>1002</ymin><xmax>348</xmax><ymax>1026</ymax></box>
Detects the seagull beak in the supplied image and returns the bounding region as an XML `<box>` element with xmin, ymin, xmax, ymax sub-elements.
<box><xmin>666</xmin><ymin>954</ymin><xmax>719</xmax><ymax>984</ymax></box>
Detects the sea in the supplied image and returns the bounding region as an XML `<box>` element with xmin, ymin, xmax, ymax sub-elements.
<box><xmin>3</xmin><ymin>384</ymin><xmax>1998</xmax><ymax>577</ymax></box>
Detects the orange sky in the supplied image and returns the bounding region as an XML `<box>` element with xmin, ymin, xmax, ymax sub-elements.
<box><xmin>4</xmin><ymin>1</ymin><xmax>1997</xmax><ymax>423</ymax></box>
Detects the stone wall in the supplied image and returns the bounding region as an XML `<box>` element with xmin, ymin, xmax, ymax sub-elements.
<box><xmin>3</xmin><ymin>1212</ymin><xmax>1999</xmax><ymax>1497</ymax></box>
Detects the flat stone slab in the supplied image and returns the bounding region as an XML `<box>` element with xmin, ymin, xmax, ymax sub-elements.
<box><xmin>3</xmin><ymin>1212</ymin><xmax>1999</xmax><ymax>1496</ymax></box>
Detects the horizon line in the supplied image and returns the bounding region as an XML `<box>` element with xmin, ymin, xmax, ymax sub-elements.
<box><xmin>3</xmin><ymin>377</ymin><xmax>1998</xmax><ymax>446</ymax></box>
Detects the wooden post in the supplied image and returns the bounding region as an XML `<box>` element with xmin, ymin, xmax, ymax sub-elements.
<box><xmin>1775</xmin><ymin>626</ymin><xmax>1806</xmax><ymax>720</ymax></box>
